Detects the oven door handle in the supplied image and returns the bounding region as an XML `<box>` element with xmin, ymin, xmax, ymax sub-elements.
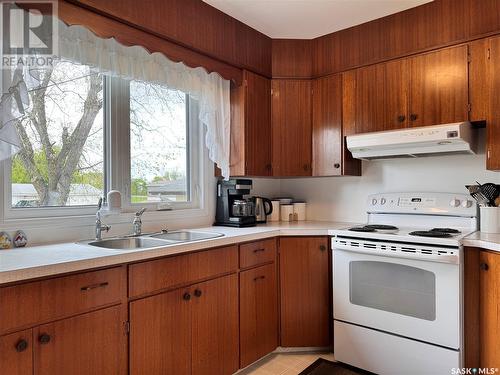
<box><xmin>333</xmin><ymin>243</ymin><xmax>459</xmax><ymax>264</ymax></box>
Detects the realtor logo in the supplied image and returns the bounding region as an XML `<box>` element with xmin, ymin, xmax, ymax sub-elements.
<box><xmin>1</xmin><ymin>1</ymin><xmax>57</xmax><ymax>67</ymax></box>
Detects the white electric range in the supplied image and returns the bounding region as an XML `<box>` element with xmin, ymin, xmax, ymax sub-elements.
<box><xmin>331</xmin><ymin>192</ymin><xmax>478</xmax><ymax>375</ymax></box>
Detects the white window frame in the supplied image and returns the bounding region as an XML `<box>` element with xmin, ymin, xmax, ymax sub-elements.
<box><xmin>0</xmin><ymin>72</ymin><xmax>208</xmax><ymax>227</ymax></box>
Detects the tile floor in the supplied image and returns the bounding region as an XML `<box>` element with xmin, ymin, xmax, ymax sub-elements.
<box><xmin>241</xmin><ymin>352</ymin><xmax>336</xmax><ymax>375</ymax></box>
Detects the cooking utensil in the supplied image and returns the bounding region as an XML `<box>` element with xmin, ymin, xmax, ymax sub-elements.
<box><xmin>479</xmin><ymin>183</ymin><xmax>500</xmax><ymax>206</ymax></box>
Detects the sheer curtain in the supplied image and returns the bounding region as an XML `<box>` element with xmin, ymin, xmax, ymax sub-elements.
<box><xmin>0</xmin><ymin>16</ymin><xmax>231</xmax><ymax>178</ymax></box>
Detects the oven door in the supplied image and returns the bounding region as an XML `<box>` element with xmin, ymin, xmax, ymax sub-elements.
<box><xmin>333</xmin><ymin>244</ymin><xmax>460</xmax><ymax>349</ymax></box>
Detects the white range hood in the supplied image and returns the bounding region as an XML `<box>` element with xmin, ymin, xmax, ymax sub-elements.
<box><xmin>346</xmin><ymin>122</ymin><xmax>477</xmax><ymax>160</ymax></box>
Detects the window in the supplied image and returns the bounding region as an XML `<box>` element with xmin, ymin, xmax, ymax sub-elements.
<box><xmin>129</xmin><ymin>81</ymin><xmax>189</xmax><ymax>204</ymax></box>
<box><xmin>3</xmin><ymin>61</ymin><xmax>203</xmax><ymax>219</ymax></box>
<box><xmin>10</xmin><ymin>60</ymin><xmax>104</xmax><ymax>209</ymax></box>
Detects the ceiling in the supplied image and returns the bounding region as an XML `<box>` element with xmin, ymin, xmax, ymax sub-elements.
<box><xmin>203</xmin><ymin>0</ymin><xmax>433</xmax><ymax>39</ymax></box>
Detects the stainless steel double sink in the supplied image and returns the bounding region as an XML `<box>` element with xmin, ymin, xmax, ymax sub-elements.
<box><xmin>82</xmin><ymin>230</ymin><xmax>225</xmax><ymax>250</ymax></box>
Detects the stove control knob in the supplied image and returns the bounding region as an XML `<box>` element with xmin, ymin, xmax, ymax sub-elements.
<box><xmin>462</xmin><ymin>200</ymin><xmax>473</xmax><ymax>208</ymax></box>
<box><xmin>371</xmin><ymin>198</ymin><xmax>378</xmax><ymax>205</ymax></box>
<box><xmin>449</xmin><ymin>199</ymin><xmax>461</xmax><ymax>207</ymax></box>
<box><xmin>380</xmin><ymin>198</ymin><xmax>386</xmax><ymax>205</ymax></box>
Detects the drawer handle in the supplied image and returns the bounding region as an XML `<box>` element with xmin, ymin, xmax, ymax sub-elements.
<box><xmin>253</xmin><ymin>248</ymin><xmax>266</xmax><ymax>253</ymax></box>
<box><xmin>15</xmin><ymin>339</ymin><xmax>28</xmax><ymax>352</ymax></box>
<box><xmin>80</xmin><ymin>281</ymin><xmax>109</xmax><ymax>291</ymax></box>
<box><xmin>38</xmin><ymin>334</ymin><xmax>51</xmax><ymax>345</ymax></box>
<box><xmin>253</xmin><ymin>275</ymin><xmax>266</xmax><ymax>282</ymax></box>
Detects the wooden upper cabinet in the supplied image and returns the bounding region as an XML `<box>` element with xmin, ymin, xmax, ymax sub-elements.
<box><xmin>35</xmin><ymin>306</ymin><xmax>126</xmax><ymax>375</ymax></box>
<box><xmin>271</xmin><ymin>80</ymin><xmax>312</xmax><ymax>176</ymax></box>
<box><xmin>488</xmin><ymin>36</ymin><xmax>500</xmax><ymax>171</ymax></box>
<box><xmin>279</xmin><ymin>237</ymin><xmax>330</xmax><ymax>347</ymax></box>
<box><xmin>312</xmin><ymin>74</ymin><xmax>360</xmax><ymax>176</ymax></box>
<box><xmin>230</xmin><ymin>71</ymin><xmax>272</xmax><ymax>176</ymax></box>
<box><xmin>343</xmin><ymin>59</ymin><xmax>409</xmax><ymax>135</ymax></box>
<box><xmin>0</xmin><ymin>329</ymin><xmax>33</xmax><ymax>375</ymax></box>
<box><xmin>408</xmin><ymin>45</ymin><xmax>469</xmax><ymax>127</ymax></box>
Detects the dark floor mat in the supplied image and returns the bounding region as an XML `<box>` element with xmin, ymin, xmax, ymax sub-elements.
<box><xmin>299</xmin><ymin>358</ymin><xmax>372</xmax><ymax>375</ymax></box>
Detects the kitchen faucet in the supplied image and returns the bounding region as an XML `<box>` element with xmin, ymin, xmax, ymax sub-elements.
<box><xmin>132</xmin><ymin>208</ymin><xmax>147</xmax><ymax>236</ymax></box>
<box><xmin>95</xmin><ymin>197</ymin><xmax>111</xmax><ymax>240</ymax></box>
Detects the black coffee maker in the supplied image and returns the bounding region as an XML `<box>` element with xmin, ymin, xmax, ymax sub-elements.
<box><xmin>215</xmin><ymin>179</ymin><xmax>256</xmax><ymax>227</ymax></box>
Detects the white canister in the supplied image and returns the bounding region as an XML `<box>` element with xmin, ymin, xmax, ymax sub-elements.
<box><xmin>293</xmin><ymin>202</ymin><xmax>307</xmax><ymax>221</ymax></box>
<box><xmin>268</xmin><ymin>200</ymin><xmax>281</xmax><ymax>222</ymax></box>
<box><xmin>280</xmin><ymin>204</ymin><xmax>294</xmax><ymax>222</ymax></box>
<box><xmin>480</xmin><ymin>207</ymin><xmax>500</xmax><ymax>233</ymax></box>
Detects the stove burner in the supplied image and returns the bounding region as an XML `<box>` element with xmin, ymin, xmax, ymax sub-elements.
<box><xmin>364</xmin><ymin>224</ymin><xmax>399</xmax><ymax>231</ymax></box>
<box><xmin>409</xmin><ymin>231</ymin><xmax>452</xmax><ymax>238</ymax></box>
<box><xmin>348</xmin><ymin>227</ymin><xmax>376</xmax><ymax>232</ymax></box>
<box><xmin>430</xmin><ymin>228</ymin><xmax>461</xmax><ymax>234</ymax></box>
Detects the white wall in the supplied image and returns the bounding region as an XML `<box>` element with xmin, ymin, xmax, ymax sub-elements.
<box><xmin>275</xmin><ymin>130</ymin><xmax>500</xmax><ymax>223</ymax></box>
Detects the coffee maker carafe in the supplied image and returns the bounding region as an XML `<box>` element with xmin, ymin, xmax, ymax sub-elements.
<box><xmin>215</xmin><ymin>179</ymin><xmax>256</xmax><ymax>227</ymax></box>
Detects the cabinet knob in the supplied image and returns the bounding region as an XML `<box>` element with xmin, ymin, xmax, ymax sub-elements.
<box><xmin>319</xmin><ymin>244</ymin><xmax>327</xmax><ymax>251</ymax></box>
<box><xmin>397</xmin><ymin>115</ymin><xmax>406</xmax><ymax>123</ymax></box>
<box><xmin>303</xmin><ymin>164</ymin><xmax>309</xmax><ymax>171</ymax></box>
<box><xmin>15</xmin><ymin>339</ymin><xmax>28</xmax><ymax>352</ymax></box>
<box><xmin>38</xmin><ymin>334</ymin><xmax>51</xmax><ymax>345</ymax></box>
<box><xmin>334</xmin><ymin>163</ymin><xmax>340</xmax><ymax>169</ymax></box>
<box><xmin>480</xmin><ymin>263</ymin><xmax>489</xmax><ymax>271</ymax></box>
<box><xmin>409</xmin><ymin>114</ymin><xmax>418</xmax><ymax>121</ymax></box>
<box><xmin>194</xmin><ymin>289</ymin><xmax>202</xmax><ymax>297</ymax></box>
<box><xmin>183</xmin><ymin>292</ymin><xmax>191</xmax><ymax>301</ymax></box>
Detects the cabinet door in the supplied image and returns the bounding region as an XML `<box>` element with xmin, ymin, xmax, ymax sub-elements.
<box><xmin>271</xmin><ymin>80</ymin><xmax>312</xmax><ymax>176</ymax></box>
<box><xmin>130</xmin><ymin>288</ymin><xmax>191</xmax><ymax>375</ymax></box>
<box><xmin>346</xmin><ymin>59</ymin><xmax>408</xmax><ymax>134</ymax></box>
<box><xmin>479</xmin><ymin>251</ymin><xmax>500</xmax><ymax>367</ymax></box>
<box><xmin>409</xmin><ymin>45</ymin><xmax>469</xmax><ymax>127</ymax></box>
<box><xmin>240</xmin><ymin>264</ymin><xmax>278</xmax><ymax>367</ymax></box>
<box><xmin>312</xmin><ymin>74</ymin><xmax>342</xmax><ymax>176</ymax></box>
<box><xmin>191</xmin><ymin>274</ymin><xmax>239</xmax><ymax>375</ymax></box>
<box><xmin>35</xmin><ymin>305</ymin><xmax>126</xmax><ymax>375</ymax></box>
<box><xmin>488</xmin><ymin>36</ymin><xmax>500</xmax><ymax>171</ymax></box>
<box><xmin>230</xmin><ymin>71</ymin><xmax>272</xmax><ymax>176</ymax></box>
<box><xmin>0</xmin><ymin>329</ymin><xmax>32</xmax><ymax>375</ymax></box>
<box><xmin>279</xmin><ymin>237</ymin><xmax>330</xmax><ymax>347</ymax></box>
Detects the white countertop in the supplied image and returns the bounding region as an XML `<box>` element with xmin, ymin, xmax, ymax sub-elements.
<box><xmin>0</xmin><ymin>221</ymin><xmax>350</xmax><ymax>285</ymax></box>
<box><xmin>1</xmin><ymin>220</ymin><xmax>499</xmax><ymax>286</ymax></box>
<box><xmin>463</xmin><ymin>231</ymin><xmax>500</xmax><ymax>252</ymax></box>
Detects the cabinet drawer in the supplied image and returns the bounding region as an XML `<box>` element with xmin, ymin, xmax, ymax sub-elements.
<box><xmin>129</xmin><ymin>245</ymin><xmax>238</xmax><ymax>298</ymax></box>
<box><xmin>0</xmin><ymin>267</ymin><xmax>126</xmax><ymax>335</ymax></box>
<box><xmin>239</xmin><ymin>239</ymin><xmax>276</xmax><ymax>269</ymax></box>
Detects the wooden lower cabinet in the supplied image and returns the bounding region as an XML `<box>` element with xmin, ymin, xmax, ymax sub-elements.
<box><xmin>35</xmin><ymin>305</ymin><xmax>126</xmax><ymax>375</ymax></box>
<box><xmin>465</xmin><ymin>248</ymin><xmax>500</xmax><ymax>368</ymax></box>
<box><xmin>279</xmin><ymin>237</ymin><xmax>330</xmax><ymax>347</ymax></box>
<box><xmin>0</xmin><ymin>329</ymin><xmax>33</xmax><ymax>375</ymax></box>
<box><xmin>239</xmin><ymin>263</ymin><xmax>278</xmax><ymax>368</ymax></box>
<box><xmin>130</xmin><ymin>274</ymin><xmax>239</xmax><ymax>375</ymax></box>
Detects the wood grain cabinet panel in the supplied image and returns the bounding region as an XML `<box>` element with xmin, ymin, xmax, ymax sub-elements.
<box><xmin>478</xmin><ymin>250</ymin><xmax>500</xmax><ymax>368</ymax></box>
<box><xmin>130</xmin><ymin>288</ymin><xmax>192</xmax><ymax>375</ymax></box>
<box><xmin>191</xmin><ymin>274</ymin><xmax>239</xmax><ymax>375</ymax></box>
<box><xmin>488</xmin><ymin>36</ymin><xmax>500</xmax><ymax>171</ymax></box>
<box><xmin>279</xmin><ymin>237</ymin><xmax>330</xmax><ymax>347</ymax></box>
<box><xmin>0</xmin><ymin>329</ymin><xmax>33</xmax><ymax>375</ymax></box>
<box><xmin>35</xmin><ymin>306</ymin><xmax>126</xmax><ymax>375</ymax></box>
<box><xmin>0</xmin><ymin>267</ymin><xmax>126</xmax><ymax>335</ymax></box>
<box><xmin>271</xmin><ymin>80</ymin><xmax>312</xmax><ymax>177</ymax></box>
<box><xmin>408</xmin><ymin>45</ymin><xmax>469</xmax><ymax>127</ymax></box>
<box><xmin>128</xmin><ymin>245</ymin><xmax>238</xmax><ymax>297</ymax></box>
<box><xmin>230</xmin><ymin>71</ymin><xmax>272</xmax><ymax>176</ymax></box>
<box><xmin>240</xmin><ymin>264</ymin><xmax>278</xmax><ymax>368</ymax></box>
<box><xmin>468</xmin><ymin>39</ymin><xmax>490</xmax><ymax>123</ymax></box>
<box><xmin>239</xmin><ymin>238</ymin><xmax>277</xmax><ymax>269</ymax></box>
